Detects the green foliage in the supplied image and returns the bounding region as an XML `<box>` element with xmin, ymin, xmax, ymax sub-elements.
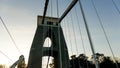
<box><xmin>49</xmin><ymin>53</ymin><xmax>120</xmax><ymax>68</ymax></box>
<box><xmin>70</xmin><ymin>53</ymin><xmax>120</xmax><ymax>68</ymax></box>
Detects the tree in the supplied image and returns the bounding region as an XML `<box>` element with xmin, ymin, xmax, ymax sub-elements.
<box><xmin>91</xmin><ymin>53</ymin><xmax>105</xmax><ymax>63</ymax></box>
<box><xmin>70</xmin><ymin>55</ymin><xmax>79</xmax><ymax>68</ymax></box>
<box><xmin>70</xmin><ymin>54</ymin><xmax>94</xmax><ymax>68</ymax></box>
<box><xmin>49</xmin><ymin>53</ymin><xmax>120</xmax><ymax>68</ymax></box>
<box><xmin>91</xmin><ymin>53</ymin><xmax>119</xmax><ymax>68</ymax></box>
<box><xmin>100</xmin><ymin>56</ymin><xmax>115</xmax><ymax>68</ymax></box>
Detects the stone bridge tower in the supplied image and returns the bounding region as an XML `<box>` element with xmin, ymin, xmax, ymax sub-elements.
<box><xmin>27</xmin><ymin>16</ymin><xmax>70</xmax><ymax>68</ymax></box>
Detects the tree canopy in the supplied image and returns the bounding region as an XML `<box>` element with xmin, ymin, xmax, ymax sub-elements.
<box><xmin>49</xmin><ymin>53</ymin><xmax>120</xmax><ymax>68</ymax></box>
<box><xmin>70</xmin><ymin>53</ymin><xmax>120</xmax><ymax>68</ymax></box>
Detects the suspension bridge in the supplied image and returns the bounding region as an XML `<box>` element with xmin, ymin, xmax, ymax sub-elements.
<box><xmin>0</xmin><ymin>0</ymin><xmax>120</xmax><ymax>68</ymax></box>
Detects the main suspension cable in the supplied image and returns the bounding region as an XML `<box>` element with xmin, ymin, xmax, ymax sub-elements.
<box><xmin>75</xmin><ymin>6</ymin><xmax>86</xmax><ymax>56</ymax></box>
<box><xmin>0</xmin><ymin>16</ymin><xmax>21</xmax><ymax>54</ymax></box>
<box><xmin>75</xmin><ymin>6</ymin><xmax>89</xmax><ymax>68</ymax></box>
<box><xmin>78</xmin><ymin>0</ymin><xmax>100</xmax><ymax>68</ymax></box>
<box><xmin>90</xmin><ymin>0</ymin><xmax>119</xmax><ymax>68</ymax></box>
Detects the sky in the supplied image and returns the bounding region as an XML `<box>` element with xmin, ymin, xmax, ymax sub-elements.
<box><xmin>0</xmin><ymin>0</ymin><xmax>120</xmax><ymax>67</ymax></box>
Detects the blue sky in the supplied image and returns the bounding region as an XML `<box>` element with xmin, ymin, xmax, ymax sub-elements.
<box><xmin>0</xmin><ymin>0</ymin><xmax>120</xmax><ymax>67</ymax></box>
